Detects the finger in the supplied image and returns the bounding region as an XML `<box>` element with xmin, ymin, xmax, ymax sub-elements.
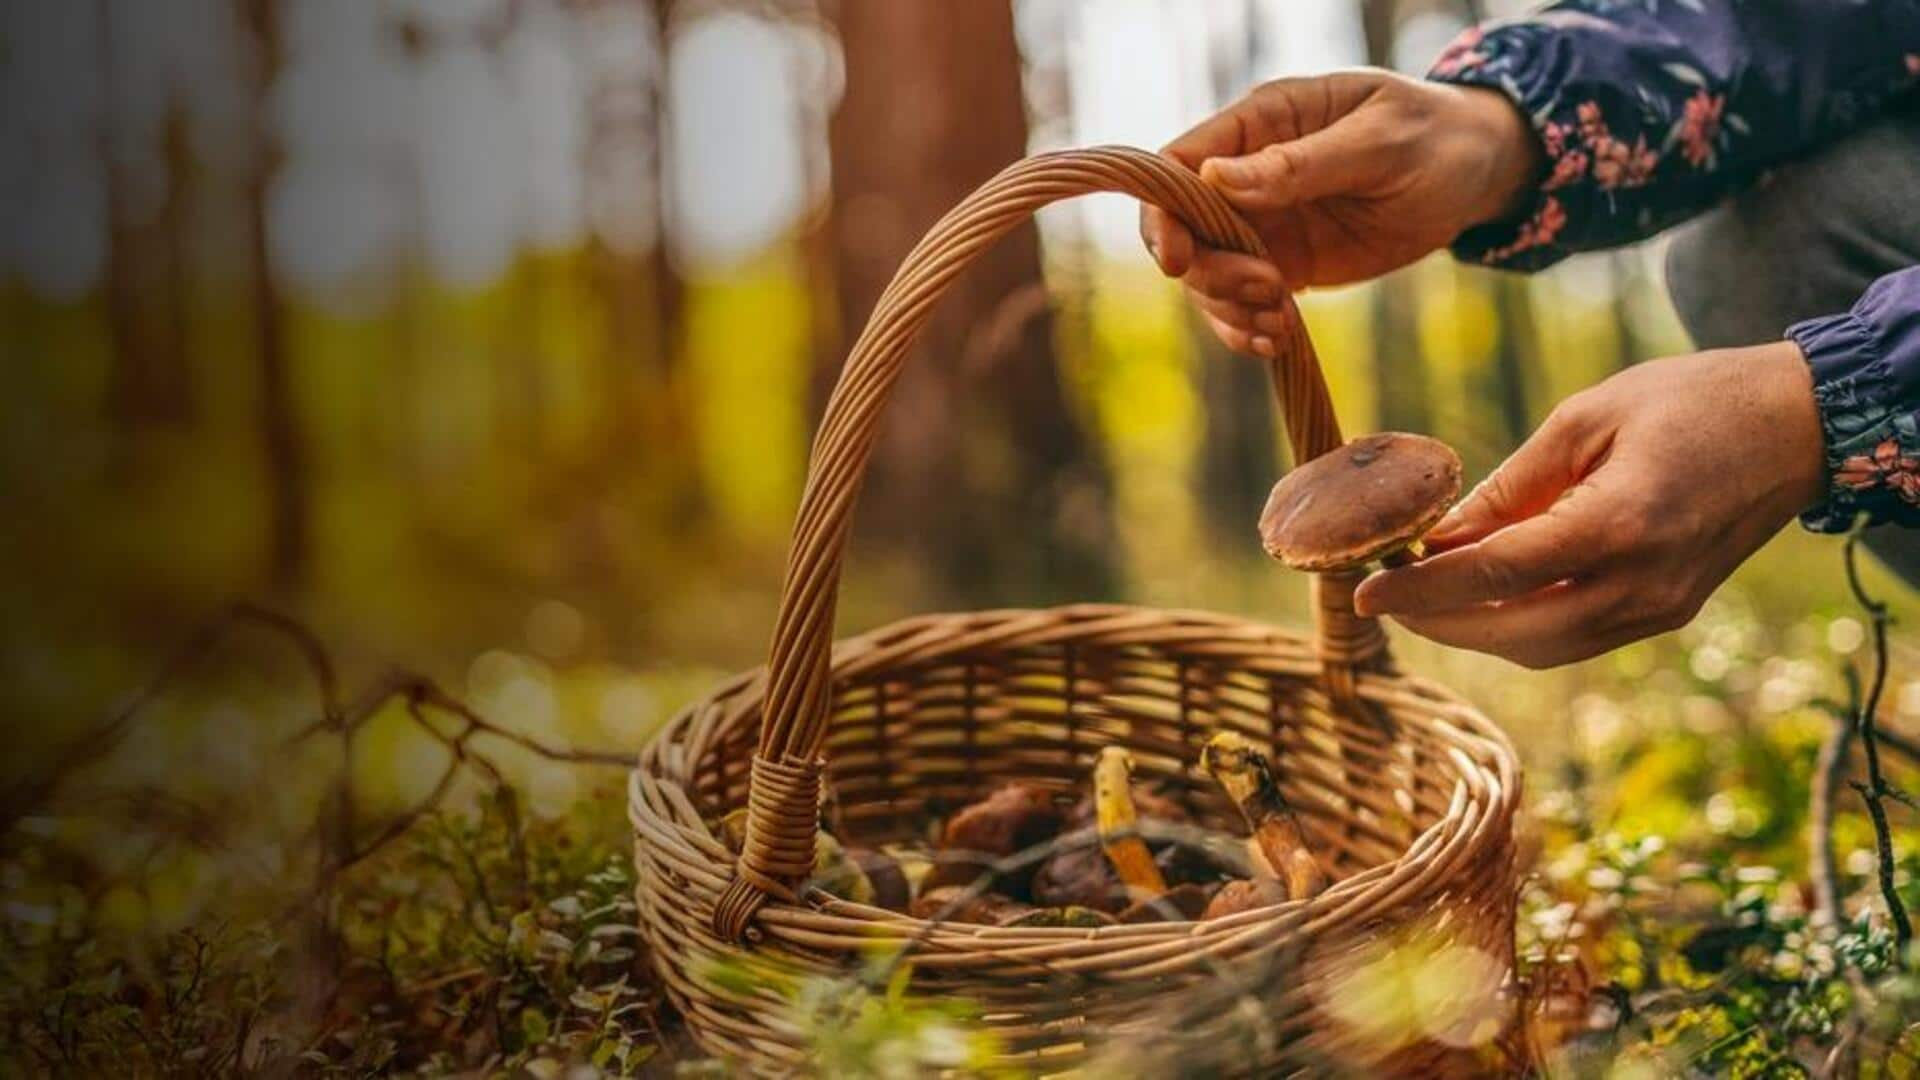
<box><xmin>1150</xmin><ymin>100</ymin><xmax>1273</xmax><ymax>277</ymax></box>
<box><xmin>1140</xmin><ymin>205</ymin><xmax>1195</xmax><ymax>277</ymax></box>
<box><xmin>1201</xmin><ymin>311</ymin><xmax>1275</xmax><ymax>359</ymax></box>
<box><xmin>1247</xmin><ymin>209</ymin><xmax>1316</xmax><ymax>286</ymax></box>
<box><xmin>1180</xmin><ymin>249</ymin><xmax>1286</xmax><ymax>306</ymax></box>
<box><xmin>1191</xmin><ymin>292</ymin><xmax>1293</xmax><ymax>338</ymax></box>
<box><xmin>1354</xmin><ymin>486</ymin><xmax>1611</xmax><ymax>617</ymax></box>
<box><xmin>1198</xmin><ymin>122</ymin><xmax>1390</xmax><ymax>214</ymax></box>
<box><xmin>1165</xmin><ymin>75</ymin><xmax>1371</xmax><ymax>167</ymax></box>
<box><xmin>1192</xmin><ymin>293</ymin><xmax>1255</xmax><ymax>332</ymax></box>
<box><xmin>1391</xmin><ymin>579</ymin><xmax>1636</xmax><ymax>670</ymax></box>
<box><xmin>1163</xmin><ymin>101</ymin><xmax>1263</xmax><ymax>169</ymax></box>
<box><xmin>1423</xmin><ymin>406</ymin><xmax>1605</xmax><ymax>551</ymax></box>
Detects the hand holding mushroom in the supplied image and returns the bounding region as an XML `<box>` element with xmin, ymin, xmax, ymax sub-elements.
<box><xmin>1352</xmin><ymin>347</ymin><xmax>1824</xmax><ymax>668</ymax></box>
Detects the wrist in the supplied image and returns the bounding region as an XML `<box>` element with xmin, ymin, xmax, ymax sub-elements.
<box><xmin>1448</xmin><ymin>84</ymin><xmax>1543</xmax><ymax>228</ymax></box>
<box><xmin>1752</xmin><ymin>340</ymin><xmax>1828</xmax><ymax>513</ymax></box>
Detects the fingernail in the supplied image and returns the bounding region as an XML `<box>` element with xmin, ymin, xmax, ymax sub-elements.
<box><xmin>1204</xmin><ymin>156</ymin><xmax>1251</xmax><ymax>188</ymax></box>
<box><xmin>1250</xmin><ymin>334</ymin><xmax>1275</xmax><ymax>358</ymax></box>
<box><xmin>1146</xmin><ymin>236</ymin><xmax>1161</xmax><ymax>265</ymax></box>
<box><xmin>1241</xmin><ymin>282</ymin><xmax>1279</xmax><ymax>306</ymax></box>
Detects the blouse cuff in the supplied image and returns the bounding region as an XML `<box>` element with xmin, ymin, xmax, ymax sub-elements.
<box><xmin>1428</xmin><ymin>26</ymin><xmax>1579</xmax><ymax>272</ymax></box>
<box><xmin>1792</xmin><ymin>282</ymin><xmax>1920</xmax><ymax>532</ymax></box>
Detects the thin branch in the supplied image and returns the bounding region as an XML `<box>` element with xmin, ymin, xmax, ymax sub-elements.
<box><xmin>1812</xmin><ymin>687</ymin><xmax>1856</xmax><ymax>930</ymax></box>
<box><xmin>0</xmin><ymin>603</ymin><xmax>338</xmax><ymax>841</ymax></box>
<box><xmin>1845</xmin><ymin>527</ymin><xmax>1912</xmax><ymax>952</ymax></box>
<box><xmin>8</xmin><ymin>601</ymin><xmax>634</xmax><ymax>939</ymax></box>
<box><xmin>404</xmin><ymin>676</ymin><xmax>633</xmax><ymax>767</ymax></box>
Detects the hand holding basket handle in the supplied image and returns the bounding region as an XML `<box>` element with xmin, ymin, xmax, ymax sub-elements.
<box><xmin>715</xmin><ymin>147</ymin><xmax>1397</xmax><ymax>940</ymax></box>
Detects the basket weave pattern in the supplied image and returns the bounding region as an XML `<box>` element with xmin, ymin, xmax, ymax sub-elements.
<box><xmin>629</xmin><ymin>148</ymin><xmax>1522</xmax><ymax>1073</ymax></box>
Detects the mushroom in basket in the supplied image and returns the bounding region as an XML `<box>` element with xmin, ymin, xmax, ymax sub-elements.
<box><xmin>1199</xmin><ymin>731</ymin><xmax>1328</xmax><ymax>918</ymax></box>
<box><xmin>923</xmin><ymin>781</ymin><xmax>1068</xmax><ymax>898</ymax></box>
<box><xmin>1032</xmin><ymin>747</ymin><xmax>1220</xmax><ymax>921</ymax></box>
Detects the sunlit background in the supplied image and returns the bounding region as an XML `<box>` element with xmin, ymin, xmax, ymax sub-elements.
<box><xmin>7</xmin><ymin>5</ymin><xmax>1920</xmax><ymax>1068</ymax></box>
<box><xmin>2</xmin><ymin>0</ymin><xmax>1723</xmax><ymax>716</ymax></box>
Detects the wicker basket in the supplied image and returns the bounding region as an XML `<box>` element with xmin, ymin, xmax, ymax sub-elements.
<box><xmin>629</xmin><ymin>147</ymin><xmax>1522</xmax><ymax>1075</ymax></box>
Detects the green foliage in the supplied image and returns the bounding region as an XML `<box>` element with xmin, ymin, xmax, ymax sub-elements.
<box><xmin>319</xmin><ymin>787</ymin><xmax>659</xmax><ymax>1076</ymax></box>
<box><xmin>1</xmin><ymin>781</ymin><xmax>663</xmax><ymax>1076</ymax></box>
<box><xmin>1507</xmin><ymin>584</ymin><xmax>1920</xmax><ymax>1076</ymax></box>
<box><xmin>702</xmin><ymin>955</ymin><xmax>1008</xmax><ymax>1079</ymax></box>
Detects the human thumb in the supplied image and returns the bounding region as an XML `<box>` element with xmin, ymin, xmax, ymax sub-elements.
<box><xmin>1198</xmin><ymin>126</ymin><xmax>1367</xmax><ymax>212</ymax></box>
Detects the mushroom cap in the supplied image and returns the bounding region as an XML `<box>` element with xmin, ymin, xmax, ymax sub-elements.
<box><xmin>1258</xmin><ymin>432</ymin><xmax>1462</xmax><ymax>572</ymax></box>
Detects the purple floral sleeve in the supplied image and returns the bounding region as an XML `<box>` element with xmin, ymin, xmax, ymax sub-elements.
<box><xmin>1428</xmin><ymin>1</ymin><xmax>1920</xmax><ymax>271</ymax></box>
<box><xmin>1427</xmin><ymin>1</ymin><xmax>1920</xmax><ymax>530</ymax></box>
<box><xmin>1793</xmin><ymin>266</ymin><xmax>1920</xmax><ymax>531</ymax></box>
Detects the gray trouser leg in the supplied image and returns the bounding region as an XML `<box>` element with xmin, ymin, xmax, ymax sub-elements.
<box><xmin>1665</xmin><ymin>109</ymin><xmax>1920</xmax><ymax>584</ymax></box>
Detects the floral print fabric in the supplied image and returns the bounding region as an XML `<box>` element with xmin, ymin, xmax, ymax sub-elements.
<box><xmin>1429</xmin><ymin>1</ymin><xmax>1920</xmax><ymax>271</ymax></box>
<box><xmin>1792</xmin><ymin>266</ymin><xmax>1920</xmax><ymax>530</ymax></box>
<box><xmin>1427</xmin><ymin>1</ymin><xmax>1920</xmax><ymax>530</ymax></box>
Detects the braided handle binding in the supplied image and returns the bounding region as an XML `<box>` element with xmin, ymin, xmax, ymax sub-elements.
<box><xmin>713</xmin><ymin>146</ymin><xmax>1387</xmax><ymax>941</ymax></box>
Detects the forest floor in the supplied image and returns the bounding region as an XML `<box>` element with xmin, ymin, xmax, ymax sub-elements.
<box><xmin>8</xmin><ymin>537</ymin><xmax>1920</xmax><ymax>1076</ymax></box>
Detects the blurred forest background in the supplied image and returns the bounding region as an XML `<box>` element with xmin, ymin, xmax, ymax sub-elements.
<box><xmin>9</xmin><ymin>0</ymin><xmax>1920</xmax><ymax>1073</ymax></box>
<box><xmin>3</xmin><ymin>0</ymin><xmax>1739</xmax><ymax>768</ymax></box>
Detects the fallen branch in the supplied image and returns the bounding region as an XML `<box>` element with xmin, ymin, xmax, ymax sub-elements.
<box><xmin>1844</xmin><ymin>527</ymin><xmax>1912</xmax><ymax>953</ymax></box>
<box><xmin>1811</xmin><ymin>672</ymin><xmax>1857</xmax><ymax>930</ymax></box>
<box><xmin>8</xmin><ymin>603</ymin><xmax>633</xmax><ymax>912</ymax></box>
<box><xmin>0</xmin><ymin>603</ymin><xmax>339</xmax><ymax>843</ymax></box>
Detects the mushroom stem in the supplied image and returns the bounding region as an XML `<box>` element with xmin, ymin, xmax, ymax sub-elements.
<box><xmin>1094</xmin><ymin>747</ymin><xmax>1167</xmax><ymax>900</ymax></box>
<box><xmin>1200</xmin><ymin>732</ymin><xmax>1327</xmax><ymax>900</ymax></box>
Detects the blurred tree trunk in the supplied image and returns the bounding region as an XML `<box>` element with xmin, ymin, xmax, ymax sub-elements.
<box><xmin>1360</xmin><ymin>0</ymin><xmax>1431</xmax><ymax>433</ymax></box>
<box><xmin>154</xmin><ymin>103</ymin><xmax>196</xmax><ymax>425</ymax></box>
<box><xmin>1196</xmin><ymin>1</ymin><xmax>1282</xmax><ymax>535</ymax></box>
<box><xmin>821</xmin><ymin>0</ymin><xmax>1112</xmax><ymax>601</ymax></box>
<box><xmin>239</xmin><ymin>0</ymin><xmax>309</xmax><ymax>591</ymax></box>
<box><xmin>96</xmin><ymin>0</ymin><xmax>193</xmax><ymax>466</ymax></box>
<box><xmin>580</xmin><ymin>0</ymin><xmax>698</xmax><ymax>526</ymax></box>
<box><xmin>1491</xmin><ymin>275</ymin><xmax>1535</xmax><ymax>444</ymax></box>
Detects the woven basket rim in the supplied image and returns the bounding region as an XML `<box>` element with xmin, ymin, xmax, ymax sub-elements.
<box><xmin>631</xmin><ymin>603</ymin><xmax>1520</xmax><ymax>954</ymax></box>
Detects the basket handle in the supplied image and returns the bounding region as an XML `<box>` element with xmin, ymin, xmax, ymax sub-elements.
<box><xmin>712</xmin><ymin>146</ymin><xmax>1388</xmax><ymax>940</ymax></box>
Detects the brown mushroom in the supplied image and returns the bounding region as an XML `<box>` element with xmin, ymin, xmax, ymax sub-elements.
<box><xmin>847</xmin><ymin>846</ymin><xmax>912</xmax><ymax>911</ymax></box>
<box><xmin>1032</xmin><ymin>749</ymin><xmax>1206</xmax><ymax>912</ymax></box>
<box><xmin>1119</xmin><ymin>882</ymin><xmax>1218</xmax><ymax>923</ymax></box>
<box><xmin>1201</xmin><ymin>731</ymin><xmax>1328</xmax><ymax>902</ymax></box>
<box><xmin>925</xmin><ymin>782</ymin><xmax>1067</xmax><ymax>896</ymax></box>
<box><xmin>907</xmin><ymin>885</ymin><xmax>1033</xmax><ymax>925</ymax></box>
<box><xmin>1093</xmin><ymin>747</ymin><xmax>1168</xmax><ymax>902</ymax></box>
<box><xmin>1258</xmin><ymin>432</ymin><xmax>1462</xmax><ymax>572</ymax></box>
<box><xmin>1200</xmin><ymin>877</ymin><xmax>1289</xmax><ymax>919</ymax></box>
<box><xmin>1029</xmin><ymin>837</ymin><xmax>1115</xmax><ymax>910</ymax></box>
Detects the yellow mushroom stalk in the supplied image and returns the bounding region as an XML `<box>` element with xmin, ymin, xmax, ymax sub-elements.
<box><xmin>1200</xmin><ymin>732</ymin><xmax>1327</xmax><ymax>900</ymax></box>
<box><xmin>1094</xmin><ymin>746</ymin><xmax>1167</xmax><ymax>901</ymax></box>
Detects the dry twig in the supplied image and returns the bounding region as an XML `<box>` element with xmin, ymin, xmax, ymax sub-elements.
<box><xmin>1844</xmin><ymin>528</ymin><xmax>1913</xmax><ymax>952</ymax></box>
